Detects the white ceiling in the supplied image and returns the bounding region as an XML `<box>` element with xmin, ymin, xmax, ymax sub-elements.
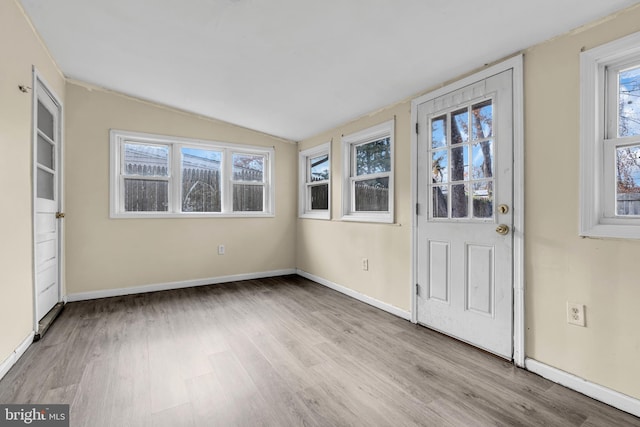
<box><xmin>21</xmin><ymin>0</ymin><xmax>639</xmax><ymax>141</ymax></box>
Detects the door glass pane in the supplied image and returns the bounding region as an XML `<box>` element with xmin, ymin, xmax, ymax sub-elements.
<box><xmin>37</xmin><ymin>101</ymin><xmax>54</xmax><ymax>140</ymax></box>
<box><xmin>619</xmin><ymin>66</ymin><xmax>640</xmax><ymax>138</ymax></box>
<box><xmin>473</xmin><ymin>181</ymin><xmax>494</xmax><ymax>218</ymax></box>
<box><xmin>37</xmin><ymin>168</ymin><xmax>54</xmax><ymax>200</ymax></box>
<box><xmin>310</xmin><ymin>184</ymin><xmax>329</xmax><ymax>210</ymax></box>
<box><xmin>432</xmin><ymin>150</ymin><xmax>448</xmax><ymax>183</ymax></box>
<box><xmin>431</xmin><ymin>115</ymin><xmax>447</xmax><ymax>149</ymax></box>
<box><xmin>124</xmin><ymin>179</ymin><xmax>168</xmax><ymax>212</ymax></box>
<box><xmin>616</xmin><ymin>145</ymin><xmax>640</xmax><ymax>215</ymax></box>
<box><xmin>432</xmin><ymin>186</ymin><xmax>448</xmax><ymax>218</ymax></box>
<box><xmin>451</xmin><ymin>184</ymin><xmax>468</xmax><ymax>218</ymax></box>
<box><xmin>181</xmin><ymin>148</ymin><xmax>222</xmax><ymax>213</ymax></box>
<box><xmin>355</xmin><ymin>138</ymin><xmax>391</xmax><ymax>175</ymax></box>
<box><xmin>124</xmin><ymin>144</ymin><xmax>169</xmax><ymax>176</ymax></box>
<box><xmin>472</xmin><ymin>140</ymin><xmax>493</xmax><ymax>179</ymax></box>
<box><xmin>233</xmin><ymin>184</ymin><xmax>264</xmax><ymax>211</ymax></box>
<box><xmin>233</xmin><ymin>153</ymin><xmax>264</xmax><ymax>182</ymax></box>
<box><xmin>451</xmin><ymin>108</ymin><xmax>469</xmax><ymax>144</ymax></box>
<box><xmin>38</xmin><ymin>135</ymin><xmax>54</xmax><ymax>170</ymax></box>
<box><xmin>450</xmin><ymin>146</ymin><xmax>468</xmax><ymax>182</ymax></box>
<box><xmin>354</xmin><ymin>177</ymin><xmax>389</xmax><ymax>211</ymax></box>
<box><xmin>472</xmin><ymin>100</ymin><xmax>493</xmax><ymax>140</ymax></box>
<box><xmin>310</xmin><ymin>154</ymin><xmax>329</xmax><ymax>182</ymax></box>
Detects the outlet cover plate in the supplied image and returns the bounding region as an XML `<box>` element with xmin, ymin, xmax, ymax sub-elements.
<box><xmin>567</xmin><ymin>302</ymin><xmax>585</xmax><ymax>327</ymax></box>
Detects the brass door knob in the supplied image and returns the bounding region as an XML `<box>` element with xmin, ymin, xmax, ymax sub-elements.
<box><xmin>496</xmin><ymin>224</ymin><xmax>509</xmax><ymax>235</ymax></box>
<box><xmin>55</xmin><ymin>212</ymin><xmax>65</xmax><ymax>219</ymax></box>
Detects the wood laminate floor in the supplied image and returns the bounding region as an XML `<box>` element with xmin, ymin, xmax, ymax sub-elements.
<box><xmin>1</xmin><ymin>275</ymin><xmax>638</xmax><ymax>426</ymax></box>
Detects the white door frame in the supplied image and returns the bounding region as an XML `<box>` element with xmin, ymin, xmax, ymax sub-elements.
<box><xmin>31</xmin><ymin>67</ymin><xmax>65</xmax><ymax>331</ymax></box>
<box><xmin>410</xmin><ymin>55</ymin><xmax>525</xmax><ymax>367</ymax></box>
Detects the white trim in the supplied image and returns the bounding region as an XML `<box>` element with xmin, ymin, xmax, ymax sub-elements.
<box><xmin>512</xmin><ymin>56</ymin><xmax>526</xmax><ymax>368</ymax></box>
<box><xmin>66</xmin><ymin>269</ymin><xmax>296</xmax><ymax>302</ymax></box>
<box><xmin>525</xmin><ymin>358</ymin><xmax>640</xmax><ymax>418</ymax></box>
<box><xmin>580</xmin><ymin>30</ymin><xmax>640</xmax><ymax>239</ymax></box>
<box><xmin>299</xmin><ymin>142</ymin><xmax>331</xmax><ymax>220</ymax></box>
<box><xmin>296</xmin><ymin>269</ymin><xmax>411</xmax><ymax>320</ymax></box>
<box><xmin>410</xmin><ymin>55</ymin><xmax>525</xmax><ymax>366</ymax></box>
<box><xmin>0</xmin><ymin>332</ymin><xmax>34</xmax><ymax>382</ymax></box>
<box><xmin>31</xmin><ymin>68</ymin><xmax>65</xmax><ymax>331</ymax></box>
<box><xmin>341</xmin><ymin>119</ymin><xmax>395</xmax><ymax>223</ymax></box>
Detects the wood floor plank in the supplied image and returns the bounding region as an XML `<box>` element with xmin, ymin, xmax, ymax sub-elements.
<box><xmin>0</xmin><ymin>275</ymin><xmax>638</xmax><ymax>426</ymax></box>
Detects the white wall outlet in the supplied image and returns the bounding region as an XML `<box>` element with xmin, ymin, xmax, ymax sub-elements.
<box><xmin>567</xmin><ymin>302</ymin><xmax>586</xmax><ymax>327</ymax></box>
<box><xmin>218</xmin><ymin>244</ymin><xmax>225</xmax><ymax>255</ymax></box>
<box><xmin>362</xmin><ymin>258</ymin><xmax>368</xmax><ymax>271</ymax></box>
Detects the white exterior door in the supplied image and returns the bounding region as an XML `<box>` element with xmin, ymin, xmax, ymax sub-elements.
<box><xmin>34</xmin><ymin>81</ymin><xmax>62</xmax><ymax>321</ymax></box>
<box><xmin>416</xmin><ymin>70</ymin><xmax>513</xmax><ymax>358</ymax></box>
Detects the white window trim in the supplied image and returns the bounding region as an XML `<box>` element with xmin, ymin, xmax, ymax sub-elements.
<box><xmin>110</xmin><ymin>129</ymin><xmax>275</xmax><ymax>218</ymax></box>
<box><xmin>580</xmin><ymin>31</ymin><xmax>640</xmax><ymax>239</ymax></box>
<box><xmin>341</xmin><ymin>119</ymin><xmax>395</xmax><ymax>223</ymax></box>
<box><xmin>299</xmin><ymin>142</ymin><xmax>331</xmax><ymax>219</ymax></box>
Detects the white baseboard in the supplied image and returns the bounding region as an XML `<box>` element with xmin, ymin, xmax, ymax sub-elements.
<box><xmin>296</xmin><ymin>269</ymin><xmax>411</xmax><ymax>321</ymax></box>
<box><xmin>525</xmin><ymin>358</ymin><xmax>640</xmax><ymax>418</ymax></box>
<box><xmin>66</xmin><ymin>269</ymin><xmax>297</xmax><ymax>302</ymax></box>
<box><xmin>0</xmin><ymin>332</ymin><xmax>34</xmax><ymax>382</ymax></box>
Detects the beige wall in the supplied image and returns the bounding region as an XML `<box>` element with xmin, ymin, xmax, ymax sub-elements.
<box><xmin>0</xmin><ymin>1</ymin><xmax>65</xmax><ymax>362</ymax></box>
<box><xmin>524</xmin><ymin>5</ymin><xmax>640</xmax><ymax>400</ymax></box>
<box><xmin>296</xmin><ymin>105</ymin><xmax>413</xmax><ymax>312</ymax></box>
<box><xmin>64</xmin><ymin>82</ymin><xmax>297</xmax><ymax>294</ymax></box>
<box><xmin>297</xmin><ymin>5</ymin><xmax>640</xmax><ymax>399</ymax></box>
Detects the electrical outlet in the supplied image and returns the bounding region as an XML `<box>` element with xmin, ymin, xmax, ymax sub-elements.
<box><xmin>218</xmin><ymin>245</ymin><xmax>225</xmax><ymax>255</ymax></box>
<box><xmin>567</xmin><ymin>302</ymin><xmax>585</xmax><ymax>327</ymax></box>
<box><xmin>362</xmin><ymin>258</ymin><xmax>368</xmax><ymax>271</ymax></box>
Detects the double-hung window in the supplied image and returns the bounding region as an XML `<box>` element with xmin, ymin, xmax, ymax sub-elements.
<box><xmin>341</xmin><ymin>120</ymin><xmax>394</xmax><ymax>223</ymax></box>
<box><xmin>580</xmin><ymin>31</ymin><xmax>640</xmax><ymax>238</ymax></box>
<box><xmin>110</xmin><ymin>130</ymin><xmax>274</xmax><ymax>218</ymax></box>
<box><xmin>299</xmin><ymin>143</ymin><xmax>331</xmax><ymax>219</ymax></box>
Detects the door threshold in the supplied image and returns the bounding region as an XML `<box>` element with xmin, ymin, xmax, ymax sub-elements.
<box><xmin>34</xmin><ymin>302</ymin><xmax>64</xmax><ymax>341</ymax></box>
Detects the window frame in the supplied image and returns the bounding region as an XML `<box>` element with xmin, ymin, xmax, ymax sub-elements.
<box><xmin>580</xmin><ymin>31</ymin><xmax>640</xmax><ymax>238</ymax></box>
<box><xmin>341</xmin><ymin>120</ymin><xmax>395</xmax><ymax>223</ymax></box>
<box><xmin>298</xmin><ymin>142</ymin><xmax>331</xmax><ymax>219</ymax></box>
<box><xmin>110</xmin><ymin>129</ymin><xmax>274</xmax><ymax>218</ymax></box>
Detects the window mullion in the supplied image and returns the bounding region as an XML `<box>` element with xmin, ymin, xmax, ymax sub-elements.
<box><xmin>171</xmin><ymin>144</ymin><xmax>180</xmax><ymax>214</ymax></box>
<box><xmin>222</xmin><ymin>148</ymin><xmax>230</xmax><ymax>214</ymax></box>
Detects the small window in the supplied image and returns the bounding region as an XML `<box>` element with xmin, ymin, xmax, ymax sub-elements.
<box><xmin>299</xmin><ymin>143</ymin><xmax>331</xmax><ymax>219</ymax></box>
<box><xmin>181</xmin><ymin>147</ymin><xmax>222</xmax><ymax>213</ymax></box>
<box><xmin>341</xmin><ymin>120</ymin><xmax>394</xmax><ymax>223</ymax></box>
<box><xmin>580</xmin><ymin>31</ymin><xmax>640</xmax><ymax>238</ymax></box>
<box><xmin>110</xmin><ymin>130</ymin><xmax>274</xmax><ymax>218</ymax></box>
<box><xmin>122</xmin><ymin>143</ymin><xmax>170</xmax><ymax>212</ymax></box>
<box><xmin>232</xmin><ymin>152</ymin><xmax>266</xmax><ymax>212</ymax></box>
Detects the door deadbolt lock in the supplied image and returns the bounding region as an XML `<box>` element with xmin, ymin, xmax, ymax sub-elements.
<box><xmin>495</xmin><ymin>224</ymin><xmax>509</xmax><ymax>235</ymax></box>
<box><xmin>55</xmin><ymin>212</ymin><xmax>65</xmax><ymax>219</ymax></box>
<box><xmin>497</xmin><ymin>204</ymin><xmax>509</xmax><ymax>214</ymax></box>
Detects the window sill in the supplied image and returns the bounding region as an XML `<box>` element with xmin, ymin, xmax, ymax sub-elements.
<box><xmin>341</xmin><ymin>213</ymin><xmax>394</xmax><ymax>224</ymax></box>
<box><xmin>110</xmin><ymin>212</ymin><xmax>275</xmax><ymax>219</ymax></box>
<box><xmin>299</xmin><ymin>212</ymin><xmax>330</xmax><ymax>220</ymax></box>
<box><xmin>579</xmin><ymin>222</ymin><xmax>640</xmax><ymax>240</ymax></box>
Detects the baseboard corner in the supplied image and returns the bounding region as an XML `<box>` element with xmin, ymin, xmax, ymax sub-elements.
<box><xmin>0</xmin><ymin>332</ymin><xmax>35</xmax><ymax>382</ymax></box>
<box><xmin>296</xmin><ymin>269</ymin><xmax>411</xmax><ymax>321</ymax></box>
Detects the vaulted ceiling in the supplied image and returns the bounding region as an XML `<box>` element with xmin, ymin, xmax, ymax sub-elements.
<box><xmin>21</xmin><ymin>0</ymin><xmax>639</xmax><ymax>141</ymax></box>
